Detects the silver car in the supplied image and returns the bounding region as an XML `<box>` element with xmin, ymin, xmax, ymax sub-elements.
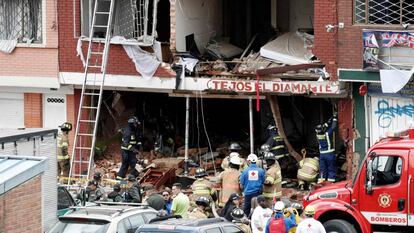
<box><xmin>49</xmin><ymin>203</ymin><xmax>158</xmax><ymax>233</ymax></box>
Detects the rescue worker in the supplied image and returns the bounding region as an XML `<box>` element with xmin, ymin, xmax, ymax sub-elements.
<box><xmin>124</xmin><ymin>174</ymin><xmax>142</xmax><ymax>203</ymax></box>
<box><xmin>231</xmin><ymin>208</ymin><xmax>252</xmax><ymax>233</ymax></box>
<box><xmin>297</xmin><ymin>156</ymin><xmax>320</xmax><ymax>190</ymax></box>
<box><xmin>57</xmin><ymin>122</ymin><xmax>72</xmax><ymax>178</ymax></box>
<box><xmin>240</xmin><ymin>154</ymin><xmax>265</xmax><ymax>217</ymax></box>
<box><xmin>189</xmin><ymin>196</ymin><xmax>210</xmax><ymax>219</ymax></box>
<box><xmin>117</xmin><ymin>116</ymin><xmax>142</xmax><ymax>180</ymax></box>
<box><xmin>264</xmin><ymin>201</ymin><xmax>297</xmax><ymax>233</ymax></box>
<box><xmin>108</xmin><ymin>184</ymin><xmax>123</xmax><ymax>202</ymax></box>
<box><xmin>85</xmin><ymin>180</ymin><xmax>106</xmax><ymax>202</ymax></box>
<box><xmin>191</xmin><ymin>167</ymin><xmax>217</xmax><ymax>202</ymax></box>
<box><xmin>217</xmin><ymin>156</ymin><xmax>242</xmax><ymax>206</ymax></box>
<box><xmin>221</xmin><ymin>142</ymin><xmax>241</xmax><ymax>170</ymax></box>
<box><xmin>265</xmin><ymin>125</ymin><xmax>289</xmax><ymax>159</ymax></box>
<box><xmin>262</xmin><ymin>152</ymin><xmax>282</xmax><ymax>205</ymax></box>
<box><xmin>316</xmin><ymin>113</ymin><xmax>337</xmax><ymax>183</ymax></box>
<box><xmin>296</xmin><ymin>205</ymin><xmax>326</xmax><ymax>233</ymax></box>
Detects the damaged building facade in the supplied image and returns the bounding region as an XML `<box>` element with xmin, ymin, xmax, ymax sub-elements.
<box><xmin>1</xmin><ymin>0</ymin><xmax>383</xmax><ymax>180</ymax></box>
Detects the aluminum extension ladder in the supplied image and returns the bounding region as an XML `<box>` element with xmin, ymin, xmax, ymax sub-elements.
<box><xmin>67</xmin><ymin>0</ymin><xmax>115</xmax><ymax>186</ymax></box>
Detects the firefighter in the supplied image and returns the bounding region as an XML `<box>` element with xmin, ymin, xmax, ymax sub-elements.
<box><xmin>217</xmin><ymin>156</ymin><xmax>242</xmax><ymax>206</ymax></box>
<box><xmin>117</xmin><ymin>116</ymin><xmax>142</xmax><ymax>180</ymax></box>
<box><xmin>189</xmin><ymin>196</ymin><xmax>210</xmax><ymax>219</ymax></box>
<box><xmin>191</xmin><ymin>167</ymin><xmax>217</xmax><ymax>202</ymax></box>
<box><xmin>297</xmin><ymin>156</ymin><xmax>320</xmax><ymax>190</ymax></box>
<box><xmin>296</xmin><ymin>205</ymin><xmax>326</xmax><ymax>233</ymax></box>
<box><xmin>265</xmin><ymin>125</ymin><xmax>289</xmax><ymax>159</ymax></box>
<box><xmin>316</xmin><ymin>113</ymin><xmax>337</xmax><ymax>183</ymax></box>
<box><xmin>262</xmin><ymin>152</ymin><xmax>282</xmax><ymax>205</ymax></box>
<box><xmin>221</xmin><ymin>142</ymin><xmax>242</xmax><ymax>170</ymax></box>
<box><xmin>57</xmin><ymin>122</ymin><xmax>72</xmax><ymax>178</ymax></box>
<box><xmin>230</xmin><ymin>208</ymin><xmax>252</xmax><ymax>233</ymax></box>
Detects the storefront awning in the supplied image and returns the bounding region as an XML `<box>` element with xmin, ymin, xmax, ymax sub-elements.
<box><xmin>338</xmin><ymin>69</ymin><xmax>381</xmax><ymax>83</ymax></box>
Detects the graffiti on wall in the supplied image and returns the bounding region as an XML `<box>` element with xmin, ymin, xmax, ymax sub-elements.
<box><xmin>374</xmin><ymin>99</ymin><xmax>414</xmax><ymax>128</ymax></box>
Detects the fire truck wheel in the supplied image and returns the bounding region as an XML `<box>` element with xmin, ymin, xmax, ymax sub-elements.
<box><xmin>323</xmin><ymin>219</ymin><xmax>357</xmax><ymax>233</ymax></box>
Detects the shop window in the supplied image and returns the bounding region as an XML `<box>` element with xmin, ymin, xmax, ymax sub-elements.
<box><xmin>371</xmin><ymin>155</ymin><xmax>402</xmax><ymax>186</ymax></box>
<box><xmin>354</xmin><ymin>0</ymin><xmax>414</xmax><ymax>25</ymax></box>
<box><xmin>80</xmin><ymin>0</ymin><xmax>158</xmax><ymax>45</ymax></box>
<box><xmin>0</xmin><ymin>0</ymin><xmax>43</xmax><ymax>43</ymax></box>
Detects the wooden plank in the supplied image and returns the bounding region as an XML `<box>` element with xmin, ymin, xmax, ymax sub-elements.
<box><xmin>267</xmin><ymin>95</ymin><xmax>302</xmax><ymax>162</ymax></box>
<box><xmin>257</xmin><ymin>63</ymin><xmax>325</xmax><ymax>76</ymax></box>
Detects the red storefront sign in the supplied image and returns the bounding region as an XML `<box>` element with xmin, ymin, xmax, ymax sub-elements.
<box><xmin>206</xmin><ymin>79</ymin><xmax>340</xmax><ymax>94</ymax></box>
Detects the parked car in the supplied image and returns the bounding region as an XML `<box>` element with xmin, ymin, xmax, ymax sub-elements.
<box><xmin>57</xmin><ymin>186</ymin><xmax>77</xmax><ymax>216</ymax></box>
<box><xmin>49</xmin><ymin>203</ymin><xmax>158</xmax><ymax>233</ymax></box>
<box><xmin>136</xmin><ymin>217</ymin><xmax>245</xmax><ymax>233</ymax></box>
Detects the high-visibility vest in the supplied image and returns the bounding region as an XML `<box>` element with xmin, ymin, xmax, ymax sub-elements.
<box><xmin>217</xmin><ymin>168</ymin><xmax>241</xmax><ymax>204</ymax></box>
<box><xmin>297</xmin><ymin>157</ymin><xmax>319</xmax><ymax>182</ymax></box>
<box><xmin>57</xmin><ymin>133</ymin><xmax>69</xmax><ymax>160</ymax></box>
<box><xmin>262</xmin><ymin>162</ymin><xmax>282</xmax><ymax>200</ymax></box>
<box><xmin>316</xmin><ymin>132</ymin><xmax>334</xmax><ymax>154</ymax></box>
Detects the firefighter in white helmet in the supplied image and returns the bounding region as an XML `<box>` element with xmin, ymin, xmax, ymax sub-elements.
<box><xmin>217</xmin><ymin>155</ymin><xmax>242</xmax><ymax>206</ymax></box>
<box><xmin>296</xmin><ymin>205</ymin><xmax>326</xmax><ymax>233</ymax></box>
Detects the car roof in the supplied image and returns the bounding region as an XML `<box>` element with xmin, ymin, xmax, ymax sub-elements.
<box><xmin>138</xmin><ymin>218</ymin><xmax>234</xmax><ymax>232</ymax></box>
<box><xmin>60</xmin><ymin>205</ymin><xmax>156</xmax><ymax>222</ymax></box>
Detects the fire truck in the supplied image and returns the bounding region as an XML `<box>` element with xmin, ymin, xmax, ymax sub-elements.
<box><xmin>303</xmin><ymin>128</ymin><xmax>414</xmax><ymax>233</ymax></box>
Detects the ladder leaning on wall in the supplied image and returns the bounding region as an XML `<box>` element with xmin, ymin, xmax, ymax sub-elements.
<box><xmin>67</xmin><ymin>0</ymin><xmax>115</xmax><ymax>186</ymax></box>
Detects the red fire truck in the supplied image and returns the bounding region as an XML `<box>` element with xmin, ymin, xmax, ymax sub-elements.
<box><xmin>303</xmin><ymin>128</ymin><xmax>414</xmax><ymax>233</ymax></box>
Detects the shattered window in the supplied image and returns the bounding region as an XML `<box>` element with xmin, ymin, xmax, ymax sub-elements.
<box><xmin>0</xmin><ymin>0</ymin><xmax>42</xmax><ymax>43</ymax></box>
<box><xmin>354</xmin><ymin>0</ymin><xmax>414</xmax><ymax>25</ymax></box>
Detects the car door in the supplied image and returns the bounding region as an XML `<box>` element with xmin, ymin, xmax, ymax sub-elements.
<box><xmin>359</xmin><ymin>149</ymin><xmax>408</xmax><ymax>226</ymax></box>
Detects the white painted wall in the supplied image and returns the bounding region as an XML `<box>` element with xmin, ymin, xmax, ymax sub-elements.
<box><xmin>289</xmin><ymin>0</ymin><xmax>314</xmax><ymax>32</ymax></box>
<box><xmin>369</xmin><ymin>96</ymin><xmax>414</xmax><ymax>145</ymax></box>
<box><xmin>175</xmin><ymin>0</ymin><xmax>222</xmax><ymax>53</ymax></box>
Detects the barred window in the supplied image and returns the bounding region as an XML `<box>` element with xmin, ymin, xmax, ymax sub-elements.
<box><xmin>0</xmin><ymin>0</ymin><xmax>42</xmax><ymax>43</ymax></box>
<box><xmin>354</xmin><ymin>0</ymin><xmax>414</xmax><ymax>25</ymax></box>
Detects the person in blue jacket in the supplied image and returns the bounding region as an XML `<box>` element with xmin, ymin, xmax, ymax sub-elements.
<box><xmin>265</xmin><ymin>201</ymin><xmax>297</xmax><ymax>233</ymax></box>
<box><xmin>240</xmin><ymin>153</ymin><xmax>265</xmax><ymax>216</ymax></box>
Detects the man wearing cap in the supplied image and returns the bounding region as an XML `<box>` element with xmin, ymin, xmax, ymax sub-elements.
<box><xmin>124</xmin><ymin>175</ymin><xmax>142</xmax><ymax>203</ymax></box>
<box><xmin>57</xmin><ymin>122</ymin><xmax>72</xmax><ymax>178</ymax></box>
<box><xmin>86</xmin><ymin>180</ymin><xmax>106</xmax><ymax>202</ymax></box>
<box><xmin>240</xmin><ymin>154</ymin><xmax>265</xmax><ymax>216</ymax></box>
<box><xmin>296</xmin><ymin>205</ymin><xmax>326</xmax><ymax>233</ymax></box>
<box><xmin>108</xmin><ymin>184</ymin><xmax>123</xmax><ymax>202</ymax></box>
<box><xmin>217</xmin><ymin>155</ymin><xmax>242</xmax><ymax>206</ymax></box>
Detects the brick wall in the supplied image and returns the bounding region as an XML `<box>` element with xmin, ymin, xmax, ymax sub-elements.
<box><xmin>57</xmin><ymin>0</ymin><xmax>174</xmax><ymax>77</ymax></box>
<box><xmin>0</xmin><ymin>0</ymin><xmax>59</xmax><ymax>78</ymax></box>
<box><xmin>24</xmin><ymin>93</ymin><xmax>43</xmax><ymax>128</ymax></box>
<box><xmin>0</xmin><ymin>176</ymin><xmax>42</xmax><ymax>233</ymax></box>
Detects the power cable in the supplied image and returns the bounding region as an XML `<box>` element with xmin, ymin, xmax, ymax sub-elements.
<box><xmin>199</xmin><ymin>90</ymin><xmax>216</xmax><ymax>174</ymax></box>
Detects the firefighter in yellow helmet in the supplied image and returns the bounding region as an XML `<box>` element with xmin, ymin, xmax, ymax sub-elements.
<box><xmin>297</xmin><ymin>156</ymin><xmax>320</xmax><ymax>190</ymax></box>
<box><xmin>57</xmin><ymin>122</ymin><xmax>72</xmax><ymax>178</ymax></box>
<box><xmin>262</xmin><ymin>151</ymin><xmax>282</xmax><ymax>205</ymax></box>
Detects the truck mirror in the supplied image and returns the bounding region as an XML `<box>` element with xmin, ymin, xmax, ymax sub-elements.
<box><xmin>366</xmin><ymin>160</ymin><xmax>373</xmax><ymax>194</ymax></box>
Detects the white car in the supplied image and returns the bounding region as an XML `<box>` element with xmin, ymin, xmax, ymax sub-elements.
<box><xmin>49</xmin><ymin>203</ymin><xmax>158</xmax><ymax>233</ymax></box>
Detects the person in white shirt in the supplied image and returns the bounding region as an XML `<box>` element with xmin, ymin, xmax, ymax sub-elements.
<box><xmin>251</xmin><ymin>195</ymin><xmax>273</xmax><ymax>233</ymax></box>
<box><xmin>296</xmin><ymin>205</ymin><xmax>326</xmax><ymax>233</ymax></box>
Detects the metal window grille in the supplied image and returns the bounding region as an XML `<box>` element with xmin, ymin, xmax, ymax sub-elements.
<box><xmin>0</xmin><ymin>0</ymin><xmax>42</xmax><ymax>43</ymax></box>
<box><xmin>355</xmin><ymin>0</ymin><xmax>414</xmax><ymax>24</ymax></box>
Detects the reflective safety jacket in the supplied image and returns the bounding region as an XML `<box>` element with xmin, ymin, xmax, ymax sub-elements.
<box><xmin>121</xmin><ymin>125</ymin><xmax>142</xmax><ymax>151</ymax></box>
<box><xmin>217</xmin><ymin>168</ymin><xmax>241</xmax><ymax>204</ymax></box>
<box><xmin>262</xmin><ymin>162</ymin><xmax>282</xmax><ymax>200</ymax></box>
<box><xmin>297</xmin><ymin>157</ymin><xmax>319</xmax><ymax>182</ymax></box>
<box><xmin>316</xmin><ymin>119</ymin><xmax>337</xmax><ymax>155</ymax></box>
<box><xmin>191</xmin><ymin>178</ymin><xmax>216</xmax><ymax>201</ymax></box>
<box><xmin>57</xmin><ymin>132</ymin><xmax>69</xmax><ymax>160</ymax></box>
<box><xmin>266</xmin><ymin>131</ymin><xmax>289</xmax><ymax>158</ymax></box>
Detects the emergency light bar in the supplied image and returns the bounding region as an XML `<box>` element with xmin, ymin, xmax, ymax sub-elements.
<box><xmin>384</xmin><ymin>124</ymin><xmax>414</xmax><ymax>139</ymax></box>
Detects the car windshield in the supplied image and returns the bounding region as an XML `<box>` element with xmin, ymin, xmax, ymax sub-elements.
<box><xmin>48</xmin><ymin>220</ymin><xmax>110</xmax><ymax>233</ymax></box>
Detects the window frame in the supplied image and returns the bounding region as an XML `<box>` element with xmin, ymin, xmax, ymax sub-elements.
<box><xmin>353</xmin><ymin>0</ymin><xmax>414</xmax><ymax>25</ymax></box>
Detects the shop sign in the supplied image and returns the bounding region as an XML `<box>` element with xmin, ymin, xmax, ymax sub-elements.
<box><xmin>206</xmin><ymin>78</ymin><xmax>340</xmax><ymax>94</ymax></box>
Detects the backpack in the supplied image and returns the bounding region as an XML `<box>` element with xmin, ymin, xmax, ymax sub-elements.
<box><xmin>268</xmin><ymin>217</ymin><xmax>286</xmax><ymax>233</ymax></box>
